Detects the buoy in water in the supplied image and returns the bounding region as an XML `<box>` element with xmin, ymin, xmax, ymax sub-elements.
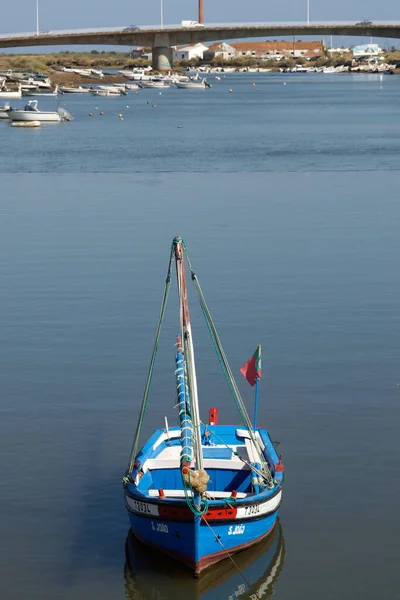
<box><xmin>118</xmin><ymin>113</ymin><xmax>123</xmax><ymax>119</ymax></box>
<box><xmin>99</xmin><ymin>111</ymin><xmax>104</xmax><ymax>115</ymax></box>
<box><xmin>229</xmin><ymin>89</ymin><xmax>233</xmax><ymax>93</ymax></box>
<box><xmin>11</xmin><ymin>120</ymin><xmax>40</xmax><ymax>127</ymax></box>
<box><xmin>89</xmin><ymin>113</ymin><xmax>93</xmax><ymax>116</ymax></box>
<box><xmin>283</xmin><ymin>82</ymin><xmax>287</xmax><ymax>86</ymax></box>
<box><xmin>177</xmin><ymin>125</ymin><xmax>182</xmax><ymax>128</ymax></box>
<box><xmin>152</xmin><ymin>104</ymin><xmax>156</xmax><ymax>107</ymax></box>
<box><xmin>252</xmin><ymin>82</ymin><xmax>256</xmax><ymax>86</ymax></box>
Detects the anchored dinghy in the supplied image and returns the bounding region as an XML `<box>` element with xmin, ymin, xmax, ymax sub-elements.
<box><xmin>123</xmin><ymin>236</ymin><xmax>284</xmax><ymax>576</ymax></box>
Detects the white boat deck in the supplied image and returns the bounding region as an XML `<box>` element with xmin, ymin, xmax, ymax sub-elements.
<box><xmin>144</xmin><ymin>443</ymin><xmax>251</xmax><ymax>472</ymax></box>
<box><xmin>147</xmin><ymin>489</ymin><xmax>248</xmax><ymax>499</ymax></box>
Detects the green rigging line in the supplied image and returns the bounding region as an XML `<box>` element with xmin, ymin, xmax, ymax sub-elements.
<box><xmin>125</xmin><ymin>242</ymin><xmax>175</xmax><ymax>479</ymax></box>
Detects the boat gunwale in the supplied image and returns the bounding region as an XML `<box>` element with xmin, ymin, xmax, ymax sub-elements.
<box><xmin>124</xmin><ymin>492</ymin><xmax>283</xmax><ymax>525</ymax></box>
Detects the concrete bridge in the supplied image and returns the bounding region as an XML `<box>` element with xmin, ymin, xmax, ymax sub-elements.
<box><xmin>1</xmin><ymin>22</ymin><xmax>400</xmax><ymax>70</ymax></box>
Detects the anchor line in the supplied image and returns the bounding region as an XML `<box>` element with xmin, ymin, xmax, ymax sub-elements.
<box><xmin>201</xmin><ymin>516</ymin><xmax>260</xmax><ymax>599</ymax></box>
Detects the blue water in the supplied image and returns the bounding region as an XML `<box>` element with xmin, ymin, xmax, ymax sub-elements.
<box><xmin>1</xmin><ymin>73</ymin><xmax>399</xmax><ymax>600</ymax></box>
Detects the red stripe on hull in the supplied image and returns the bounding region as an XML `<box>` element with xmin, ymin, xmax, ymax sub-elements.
<box><xmin>131</xmin><ymin>522</ymin><xmax>277</xmax><ymax>577</ymax></box>
<box><xmin>203</xmin><ymin>507</ymin><xmax>238</xmax><ymax>520</ymax></box>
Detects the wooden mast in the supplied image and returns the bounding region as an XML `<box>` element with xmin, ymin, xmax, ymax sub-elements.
<box><xmin>174</xmin><ymin>237</ymin><xmax>204</xmax><ymax>471</ymax></box>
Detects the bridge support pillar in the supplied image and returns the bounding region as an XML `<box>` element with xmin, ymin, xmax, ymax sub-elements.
<box><xmin>152</xmin><ymin>33</ymin><xmax>173</xmax><ymax>71</ymax></box>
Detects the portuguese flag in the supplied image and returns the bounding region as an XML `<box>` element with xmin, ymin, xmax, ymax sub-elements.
<box><xmin>240</xmin><ymin>345</ymin><xmax>262</xmax><ymax>387</ymax></box>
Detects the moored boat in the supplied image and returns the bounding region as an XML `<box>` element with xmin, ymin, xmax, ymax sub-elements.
<box><xmin>6</xmin><ymin>100</ymin><xmax>73</xmax><ymax>122</ymax></box>
<box><xmin>123</xmin><ymin>236</ymin><xmax>284</xmax><ymax>577</ymax></box>
<box><xmin>0</xmin><ymin>84</ymin><xmax>22</xmax><ymax>98</ymax></box>
<box><xmin>59</xmin><ymin>86</ymin><xmax>90</xmax><ymax>94</ymax></box>
<box><xmin>22</xmin><ymin>85</ymin><xmax>59</xmax><ymax>97</ymax></box>
<box><xmin>125</xmin><ymin>519</ymin><xmax>285</xmax><ymax>598</ymax></box>
<box><xmin>139</xmin><ymin>79</ymin><xmax>171</xmax><ymax>89</ymax></box>
<box><xmin>90</xmin><ymin>86</ymin><xmax>124</xmax><ymax>96</ymax></box>
<box><xmin>175</xmin><ymin>77</ymin><xmax>211</xmax><ymax>89</ymax></box>
<box><xmin>0</xmin><ymin>104</ymin><xmax>11</xmax><ymax>119</ymax></box>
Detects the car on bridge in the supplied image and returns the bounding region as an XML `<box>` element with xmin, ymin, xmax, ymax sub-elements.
<box><xmin>355</xmin><ymin>20</ymin><xmax>373</xmax><ymax>26</ymax></box>
<box><xmin>124</xmin><ymin>25</ymin><xmax>140</xmax><ymax>31</ymax></box>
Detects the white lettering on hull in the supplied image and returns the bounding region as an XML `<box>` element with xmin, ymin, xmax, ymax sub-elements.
<box><xmin>236</xmin><ymin>490</ymin><xmax>282</xmax><ymax>520</ymax></box>
<box><xmin>228</xmin><ymin>524</ymin><xmax>245</xmax><ymax>535</ymax></box>
<box><xmin>151</xmin><ymin>521</ymin><xmax>169</xmax><ymax>533</ymax></box>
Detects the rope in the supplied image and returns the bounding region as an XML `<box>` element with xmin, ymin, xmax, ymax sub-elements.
<box><xmin>201</xmin><ymin>516</ymin><xmax>260</xmax><ymax>599</ymax></box>
<box><xmin>182</xmin><ymin>242</ymin><xmax>274</xmax><ymax>489</ymax></box>
<box><xmin>125</xmin><ymin>244</ymin><xmax>175</xmax><ymax>479</ymax></box>
<box><xmin>182</xmin><ymin>474</ymin><xmax>209</xmax><ymax>517</ymax></box>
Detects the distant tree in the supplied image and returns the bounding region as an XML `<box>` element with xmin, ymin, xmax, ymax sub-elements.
<box><xmin>90</xmin><ymin>49</ymin><xmax>99</xmax><ymax>54</ymax></box>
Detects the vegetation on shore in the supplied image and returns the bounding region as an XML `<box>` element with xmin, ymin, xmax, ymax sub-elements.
<box><xmin>1</xmin><ymin>49</ymin><xmax>399</xmax><ymax>75</ymax></box>
<box><xmin>0</xmin><ymin>51</ymin><xmax>151</xmax><ymax>73</ymax></box>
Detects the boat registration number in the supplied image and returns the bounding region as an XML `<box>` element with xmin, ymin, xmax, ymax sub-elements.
<box><xmin>244</xmin><ymin>504</ymin><xmax>260</xmax><ymax>516</ymax></box>
<box><xmin>228</xmin><ymin>524</ymin><xmax>245</xmax><ymax>535</ymax></box>
<box><xmin>132</xmin><ymin>500</ymin><xmax>152</xmax><ymax>514</ymax></box>
<box><xmin>151</xmin><ymin>521</ymin><xmax>169</xmax><ymax>533</ymax></box>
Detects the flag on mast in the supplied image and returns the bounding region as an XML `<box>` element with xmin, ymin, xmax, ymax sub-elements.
<box><xmin>240</xmin><ymin>345</ymin><xmax>262</xmax><ymax>387</ymax></box>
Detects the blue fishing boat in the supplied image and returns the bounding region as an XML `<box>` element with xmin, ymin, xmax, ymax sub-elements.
<box><xmin>123</xmin><ymin>236</ymin><xmax>284</xmax><ymax>576</ymax></box>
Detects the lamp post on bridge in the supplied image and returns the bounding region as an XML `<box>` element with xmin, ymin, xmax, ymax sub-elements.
<box><xmin>160</xmin><ymin>0</ymin><xmax>164</xmax><ymax>29</ymax></box>
<box><xmin>36</xmin><ymin>0</ymin><xmax>39</xmax><ymax>35</ymax></box>
<box><xmin>307</xmin><ymin>0</ymin><xmax>310</xmax><ymax>26</ymax></box>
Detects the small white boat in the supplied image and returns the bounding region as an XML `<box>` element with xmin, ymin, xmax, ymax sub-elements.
<box><xmin>139</xmin><ymin>79</ymin><xmax>170</xmax><ymax>89</ymax></box>
<box><xmin>90</xmin><ymin>89</ymin><xmax>121</xmax><ymax>97</ymax></box>
<box><xmin>0</xmin><ymin>104</ymin><xmax>11</xmax><ymax>119</ymax></box>
<box><xmin>59</xmin><ymin>86</ymin><xmax>90</xmax><ymax>94</ymax></box>
<box><xmin>20</xmin><ymin>77</ymin><xmax>52</xmax><ymax>89</ymax></box>
<box><xmin>118</xmin><ymin>68</ymin><xmax>153</xmax><ymax>80</ymax></box>
<box><xmin>0</xmin><ymin>84</ymin><xmax>22</xmax><ymax>98</ymax></box>
<box><xmin>90</xmin><ymin>86</ymin><xmax>125</xmax><ymax>96</ymax></box>
<box><xmin>123</xmin><ymin>82</ymin><xmax>139</xmax><ymax>91</ymax></box>
<box><xmin>23</xmin><ymin>85</ymin><xmax>59</xmax><ymax>97</ymax></box>
<box><xmin>6</xmin><ymin>100</ymin><xmax>73</xmax><ymax>122</ymax></box>
<box><xmin>175</xmin><ymin>78</ymin><xmax>211</xmax><ymax>90</ymax></box>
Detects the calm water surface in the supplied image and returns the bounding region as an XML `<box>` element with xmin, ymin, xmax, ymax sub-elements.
<box><xmin>1</xmin><ymin>74</ymin><xmax>400</xmax><ymax>600</ymax></box>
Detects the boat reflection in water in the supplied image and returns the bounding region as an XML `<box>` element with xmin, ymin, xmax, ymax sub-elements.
<box><xmin>124</xmin><ymin>520</ymin><xmax>285</xmax><ymax>600</ymax></box>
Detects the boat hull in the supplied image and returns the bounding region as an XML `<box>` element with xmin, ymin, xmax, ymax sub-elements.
<box><xmin>7</xmin><ymin>111</ymin><xmax>61</xmax><ymax>122</ymax></box>
<box><xmin>125</xmin><ymin>488</ymin><xmax>282</xmax><ymax>576</ymax></box>
<box><xmin>0</xmin><ymin>91</ymin><xmax>21</xmax><ymax>98</ymax></box>
<box><xmin>175</xmin><ymin>82</ymin><xmax>206</xmax><ymax>89</ymax></box>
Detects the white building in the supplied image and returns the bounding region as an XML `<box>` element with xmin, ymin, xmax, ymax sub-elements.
<box><xmin>172</xmin><ymin>43</ymin><xmax>208</xmax><ymax>61</ymax></box>
<box><xmin>204</xmin><ymin>42</ymin><xmax>237</xmax><ymax>61</ymax></box>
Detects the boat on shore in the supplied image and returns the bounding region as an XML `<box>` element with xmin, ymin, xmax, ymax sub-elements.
<box><xmin>6</xmin><ymin>100</ymin><xmax>73</xmax><ymax>122</ymax></box>
<box><xmin>0</xmin><ymin>84</ymin><xmax>22</xmax><ymax>98</ymax></box>
<box><xmin>123</xmin><ymin>236</ymin><xmax>284</xmax><ymax>577</ymax></box>
<box><xmin>20</xmin><ymin>76</ymin><xmax>52</xmax><ymax>89</ymax></box>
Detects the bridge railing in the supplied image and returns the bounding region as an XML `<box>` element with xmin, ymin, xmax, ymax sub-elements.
<box><xmin>1</xmin><ymin>20</ymin><xmax>400</xmax><ymax>39</ymax></box>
